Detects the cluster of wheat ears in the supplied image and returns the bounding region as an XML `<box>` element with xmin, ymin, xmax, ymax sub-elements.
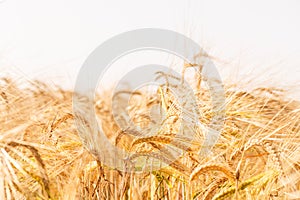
<box><xmin>0</xmin><ymin>63</ymin><xmax>300</xmax><ymax>200</ymax></box>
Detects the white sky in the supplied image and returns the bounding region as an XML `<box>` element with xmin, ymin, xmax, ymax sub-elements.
<box><xmin>0</xmin><ymin>0</ymin><xmax>299</xmax><ymax>98</ymax></box>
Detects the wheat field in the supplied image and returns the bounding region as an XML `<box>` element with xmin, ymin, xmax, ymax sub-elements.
<box><xmin>0</xmin><ymin>64</ymin><xmax>300</xmax><ymax>199</ymax></box>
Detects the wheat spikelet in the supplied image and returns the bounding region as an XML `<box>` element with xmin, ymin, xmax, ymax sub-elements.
<box><xmin>190</xmin><ymin>164</ymin><xmax>235</xmax><ymax>181</ymax></box>
<box><xmin>261</xmin><ymin>141</ymin><xmax>283</xmax><ymax>172</ymax></box>
<box><xmin>4</xmin><ymin>141</ymin><xmax>51</xmax><ymax>198</ymax></box>
<box><xmin>203</xmin><ymin>177</ymin><xmax>228</xmax><ymax>200</ymax></box>
<box><xmin>212</xmin><ymin>170</ymin><xmax>278</xmax><ymax>200</ymax></box>
<box><xmin>131</xmin><ymin>135</ymin><xmax>192</xmax><ymax>152</ymax></box>
<box><xmin>230</xmin><ymin>139</ymin><xmax>283</xmax><ymax>173</ymax></box>
<box><xmin>49</xmin><ymin>113</ymin><xmax>73</xmax><ymax>132</ymax></box>
<box><xmin>146</xmin><ymin>142</ymin><xmax>177</xmax><ymax>160</ymax></box>
<box><xmin>229</xmin><ymin>139</ymin><xmax>261</xmax><ymax>165</ymax></box>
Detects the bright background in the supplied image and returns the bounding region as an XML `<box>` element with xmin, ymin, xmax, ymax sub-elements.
<box><xmin>0</xmin><ymin>0</ymin><xmax>299</xmax><ymax>98</ymax></box>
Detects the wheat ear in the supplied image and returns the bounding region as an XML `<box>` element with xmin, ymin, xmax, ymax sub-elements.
<box><xmin>190</xmin><ymin>164</ymin><xmax>235</xmax><ymax>181</ymax></box>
